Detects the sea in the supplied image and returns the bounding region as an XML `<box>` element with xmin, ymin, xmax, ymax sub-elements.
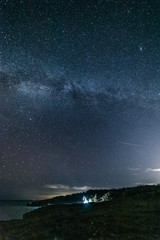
<box><xmin>0</xmin><ymin>200</ymin><xmax>39</xmax><ymax>221</ymax></box>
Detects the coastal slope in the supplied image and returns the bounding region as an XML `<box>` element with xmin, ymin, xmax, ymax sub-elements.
<box><xmin>1</xmin><ymin>185</ymin><xmax>160</xmax><ymax>240</ymax></box>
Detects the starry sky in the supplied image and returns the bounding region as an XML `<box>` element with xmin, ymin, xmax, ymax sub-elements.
<box><xmin>1</xmin><ymin>0</ymin><xmax>160</xmax><ymax>200</ymax></box>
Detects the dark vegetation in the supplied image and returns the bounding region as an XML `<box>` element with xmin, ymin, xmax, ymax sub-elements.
<box><xmin>29</xmin><ymin>184</ymin><xmax>160</xmax><ymax>206</ymax></box>
<box><xmin>1</xmin><ymin>185</ymin><xmax>160</xmax><ymax>240</ymax></box>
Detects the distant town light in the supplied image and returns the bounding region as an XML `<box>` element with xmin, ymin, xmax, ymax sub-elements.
<box><xmin>83</xmin><ymin>196</ymin><xmax>89</xmax><ymax>204</ymax></box>
<box><xmin>82</xmin><ymin>196</ymin><xmax>92</xmax><ymax>204</ymax></box>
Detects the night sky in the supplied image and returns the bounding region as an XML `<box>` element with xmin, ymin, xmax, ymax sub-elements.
<box><xmin>1</xmin><ymin>0</ymin><xmax>160</xmax><ymax>200</ymax></box>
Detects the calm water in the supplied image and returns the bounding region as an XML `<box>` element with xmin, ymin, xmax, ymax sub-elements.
<box><xmin>0</xmin><ymin>201</ymin><xmax>39</xmax><ymax>221</ymax></box>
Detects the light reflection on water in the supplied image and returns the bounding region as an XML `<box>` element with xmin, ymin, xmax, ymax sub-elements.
<box><xmin>0</xmin><ymin>201</ymin><xmax>39</xmax><ymax>221</ymax></box>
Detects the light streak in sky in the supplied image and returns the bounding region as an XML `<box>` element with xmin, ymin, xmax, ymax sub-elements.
<box><xmin>117</xmin><ymin>141</ymin><xmax>140</xmax><ymax>147</ymax></box>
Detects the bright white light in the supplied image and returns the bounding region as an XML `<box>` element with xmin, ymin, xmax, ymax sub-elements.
<box><xmin>83</xmin><ymin>196</ymin><xmax>89</xmax><ymax>204</ymax></box>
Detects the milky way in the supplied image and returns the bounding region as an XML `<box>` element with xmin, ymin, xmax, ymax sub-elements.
<box><xmin>0</xmin><ymin>0</ymin><xmax>160</xmax><ymax>199</ymax></box>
